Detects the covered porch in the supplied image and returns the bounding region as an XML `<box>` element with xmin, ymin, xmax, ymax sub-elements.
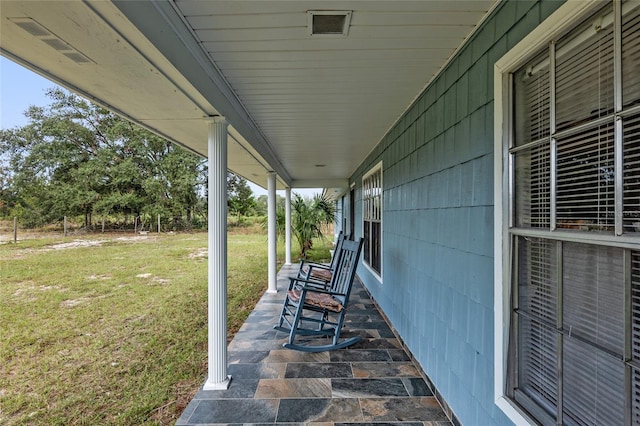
<box><xmin>177</xmin><ymin>264</ymin><xmax>454</xmax><ymax>425</ymax></box>
<box><xmin>1</xmin><ymin>1</ymin><xmax>518</xmax><ymax>424</ymax></box>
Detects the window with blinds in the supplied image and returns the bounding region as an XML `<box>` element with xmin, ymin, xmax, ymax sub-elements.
<box><xmin>362</xmin><ymin>163</ymin><xmax>382</xmax><ymax>276</ymax></box>
<box><xmin>506</xmin><ymin>2</ymin><xmax>640</xmax><ymax>424</ymax></box>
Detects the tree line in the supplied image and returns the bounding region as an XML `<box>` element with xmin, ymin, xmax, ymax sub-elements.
<box><xmin>0</xmin><ymin>88</ymin><xmax>336</xmax><ymax>257</ymax></box>
<box><xmin>0</xmin><ymin>88</ymin><xmax>260</xmax><ymax>230</ymax></box>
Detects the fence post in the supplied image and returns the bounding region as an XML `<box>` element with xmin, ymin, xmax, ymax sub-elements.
<box><xmin>102</xmin><ymin>216</ymin><xmax>105</xmax><ymax>233</ymax></box>
<box><xmin>134</xmin><ymin>216</ymin><xmax>138</xmax><ymax>234</ymax></box>
<box><xmin>64</xmin><ymin>216</ymin><xmax>67</xmax><ymax>237</ymax></box>
<box><xmin>157</xmin><ymin>214</ymin><xmax>161</xmax><ymax>233</ymax></box>
<box><xmin>13</xmin><ymin>217</ymin><xmax>17</xmax><ymax>243</ymax></box>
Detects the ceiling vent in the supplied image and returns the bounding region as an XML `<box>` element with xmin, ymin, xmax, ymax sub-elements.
<box><xmin>8</xmin><ymin>17</ymin><xmax>93</xmax><ymax>64</ymax></box>
<box><xmin>307</xmin><ymin>11</ymin><xmax>352</xmax><ymax>36</ymax></box>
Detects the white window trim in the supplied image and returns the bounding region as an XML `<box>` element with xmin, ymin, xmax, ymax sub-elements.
<box><xmin>492</xmin><ymin>1</ymin><xmax>606</xmax><ymax>424</ymax></box>
<box><xmin>362</xmin><ymin>161</ymin><xmax>383</xmax><ymax>282</ymax></box>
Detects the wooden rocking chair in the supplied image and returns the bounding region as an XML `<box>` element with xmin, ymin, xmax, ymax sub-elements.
<box><xmin>296</xmin><ymin>231</ymin><xmax>347</xmax><ymax>285</ymax></box>
<box><xmin>275</xmin><ymin>237</ymin><xmax>364</xmax><ymax>352</ymax></box>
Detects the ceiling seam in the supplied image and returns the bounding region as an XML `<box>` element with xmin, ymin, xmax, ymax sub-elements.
<box><xmin>163</xmin><ymin>0</ymin><xmax>291</xmax><ymax>181</ymax></box>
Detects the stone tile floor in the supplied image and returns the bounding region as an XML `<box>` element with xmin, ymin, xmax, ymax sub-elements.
<box><xmin>176</xmin><ymin>264</ymin><xmax>452</xmax><ymax>425</ymax></box>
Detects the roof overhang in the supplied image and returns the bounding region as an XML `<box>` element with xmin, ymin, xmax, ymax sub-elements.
<box><xmin>1</xmin><ymin>1</ymin><xmax>498</xmax><ymax>193</ymax></box>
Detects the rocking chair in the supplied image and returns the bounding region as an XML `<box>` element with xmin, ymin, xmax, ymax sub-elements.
<box><xmin>275</xmin><ymin>237</ymin><xmax>364</xmax><ymax>352</ymax></box>
<box><xmin>296</xmin><ymin>231</ymin><xmax>347</xmax><ymax>285</ymax></box>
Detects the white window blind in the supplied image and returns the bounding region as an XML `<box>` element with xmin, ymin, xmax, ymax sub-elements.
<box><xmin>555</xmin><ymin>18</ymin><xmax>614</xmax><ymax>132</ymax></box>
<box><xmin>515</xmin><ymin>146</ymin><xmax>551</xmax><ymax>228</ymax></box>
<box><xmin>623</xmin><ymin>6</ymin><xmax>640</xmax><ymax>231</ymax></box>
<box><xmin>514</xmin><ymin>237</ymin><xmax>559</xmax><ymax>420</ymax></box>
<box><xmin>623</xmin><ymin>7</ymin><xmax>640</xmax><ymax>108</ymax></box>
<box><xmin>556</xmin><ymin>123</ymin><xmax>615</xmax><ymax>230</ymax></box>
<box><xmin>632</xmin><ymin>251</ymin><xmax>640</xmax><ymax>422</ymax></box>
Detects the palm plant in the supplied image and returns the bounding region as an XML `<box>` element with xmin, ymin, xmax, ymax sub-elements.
<box><xmin>274</xmin><ymin>193</ymin><xmax>335</xmax><ymax>258</ymax></box>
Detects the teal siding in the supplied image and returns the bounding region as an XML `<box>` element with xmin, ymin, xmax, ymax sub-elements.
<box><xmin>351</xmin><ymin>1</ymin><xmax>565</xmax><ymax>425</ymax></box>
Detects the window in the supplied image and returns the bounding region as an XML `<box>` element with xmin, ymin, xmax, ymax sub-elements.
<box><xmin>362</xmin><ymin>163</ymin><xmax>382</xmax><ymax>277</ymax></box>
<box><xmin>496</xmin><ymin>1</ymin><xmax>640</xmax><ymax>424</ymax></box>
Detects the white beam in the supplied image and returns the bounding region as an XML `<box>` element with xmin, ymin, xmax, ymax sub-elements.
<box><xmin>203</xmin><ymin>117</ymin><xmax>231</xmax><ymax>390</ymax></box>
<box><xmin>267</xmin><ymin>172</ymin><xmax>278</xmax><ymax>293</ymax></box>
<box><xmin>285</xmin><ymin>187</ymin><xmax>292</xmax><ymax>265</ymax></box>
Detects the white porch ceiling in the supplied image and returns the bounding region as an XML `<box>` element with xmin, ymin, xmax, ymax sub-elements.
<box><xmin>0</xmin><ymin>1</ymin><xmax>496</xmax><ymax>192</ymax></box>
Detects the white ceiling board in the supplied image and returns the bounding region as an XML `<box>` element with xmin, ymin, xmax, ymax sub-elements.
<box><xmin>188</xmin><ymin>10</ymin><xmax>484</xmax><ymax>29</ymax></box>
<box><xmin>176</xmin><ymin>1</ymin><xmax>494</xmax><ymax>16</ymax></box>
<box><xmin>212</xmin><ymin>49</ymin><xmax>451</xmax><ymax>62</ymax></box>
<box><xmin>195</xmin><ymin>25</ymin><xmax>474</xmax><ymax>42</ymax></box>
<box><xmin>1</xmin><ymin>2</ymin><xmax>207</xmax><ymax>123</ymax></box>
<box><xmin>201</xmin><ymin>38</ymin><xmax>464</xmax><ymax>52</ymax></box>
<box><xmin>2</xmin><ymin>0</ymin><xmax>497</xmax><ymax>193</ymax></box>
<box><xmin>173</xmin><ymin>0</ymin><xmax>496</xmax><ymax>188</ymax></box>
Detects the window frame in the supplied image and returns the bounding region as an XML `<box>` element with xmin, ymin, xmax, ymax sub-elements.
<box><xmin>493</xmin><ymin>1</ymin><xmax>623</xmax><ymax>424</ymax></box>
<box><xmin>362</xmin><ymin>161</ymin><xmax>383</xmax><ymax>281</ymax></box>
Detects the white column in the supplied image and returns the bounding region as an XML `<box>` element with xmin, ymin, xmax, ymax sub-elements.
<box><xmin>267</xmin><ymin>171</ymin><xmax>277</xmax><ymax>293</ymax></box>
<box><xmin>285</xmin><ymin>187</ymin><xmax>292</xmax><ymax>265</ymax></box>
<box><xmin>203</xmin><ymin>116</ymin><xmax>231</xmax><ymax>390</ymax></box>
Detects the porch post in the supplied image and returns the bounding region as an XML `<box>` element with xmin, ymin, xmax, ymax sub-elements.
<box><xmin>267</xmin><ymin>171</ymin><xmax>277</xmax><ymax>293</ymax></box>
<box><xmin>203</xmin><ymin>116</ymin><xmax>231</xmax><ymax>390</ymax></box>
<box><xmin>285</xmin><ymin>187</ymin><xmax>292</xmax><ymax>265</ymax></box>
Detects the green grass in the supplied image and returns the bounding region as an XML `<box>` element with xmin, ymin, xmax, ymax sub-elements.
<box><xmin>0</xmin><ymin>231</ymin><xmax>332</xmax><ymax>425</ymax></box>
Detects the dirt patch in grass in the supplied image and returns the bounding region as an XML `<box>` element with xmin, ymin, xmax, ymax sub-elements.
<box><xmin>48</xmin><ymin>239</ymin><xmax>105</xmax><ymax>250</ymax></box>
<box><xmin>1</xmin><ymin>235</ymin><xmax>158</xmax><ymax>261</ymax></box>
<box><xmin>188</xmin><ymin>248</ymin><xmax>208</xmax><ymax>259</ymax></box>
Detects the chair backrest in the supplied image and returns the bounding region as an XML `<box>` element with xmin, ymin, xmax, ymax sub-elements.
<box><xmin>328</xmin><ymin>237</ymin><xmax>364</xmax><ymax>306</ymax></box>
<box><xmin>328</xmin><ymin>231</ymin><xmax>347</xmax><ymax>270</ymax></box>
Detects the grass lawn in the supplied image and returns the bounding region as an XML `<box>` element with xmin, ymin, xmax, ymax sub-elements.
<box><xmin>0</xmin><ymin>230</ymin><xmax>332</xmax><ymax>425</ymax></box>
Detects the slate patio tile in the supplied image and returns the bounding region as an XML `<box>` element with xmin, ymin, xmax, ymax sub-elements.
<box><xmin>227</xmin><ymin>363</ymin><xmax>286</xmax><ymax>379</ymax></box>
<box><xmin>388</xmin><ymin>349</ymin><xmax>411</xmax><ymax>361</ymax></box>
<box><xmin>329</xmin><ymin>349</ymin><xmax>392</xmax><ymax>362</ymax></box>
<box><xmin>227</xmin><ymin>350</ymin><xmax>270</xmax><ymax>364</ymax></box>
<box><xmin>195</xmin><ymin>379</ymin><xmax>260</xmax><ymax>399</ymax></box>
<box><xmin>351</xmin><ymin>362</ymin><xmax>420</xmax><ymax>378</ymax></box>
<box><xmin>351</xmin><ymin>338</ymin><xmax>401</xmax><ymax>350</ymax></box>
<box><xmin>360</xmin><ymin>397</ymin><xmax>449</xmax><ymax>422</ymax></box>
<box><xmin>331</xmin><ymin>378</ymin><xmax>409</xmax><ymax>398</ymax></box>
<box><xmin>268</xmin><ymin>349</ymin><xmax>330</xmax><ymax>363</ymax></box>
<box><xmin>284</xmin><ymin>362</ymin><xmax>353</xmax><ymax>378</ymax></box>
<box><xmin>334</xmin><ymin>423</ymin><xmax>423</xmax><ymax>426</ymax></box>
<box><xmin>233</xmin><ymin>329</ymin><xmax>279</xmax><ymax>340</ymax></box>
<box><xmin>376</xmin><ymin>327</ymin><xmax>399</xmax><ymax>338</ymax></box>
<box><xmin>186</xmin><ymin>399</ymin><xmax>278</xmax><ymax>424</ymax></box>
<box><xmin>228</xmin><ymin>339</ymin><xmax>286</xmax><ymax>351</ymax></box>
<box><xmin>255</xmin><ymin>378</ymin><xmax>332</xmax><ymax>398</ymax></box>
<box><xmin>276</xmin><ymin>398</ymin><xmax>363</xmax><ymax>423</ymax></box>
<box><xmin>402</xmin><ymin>377</ymin><xmax>432</xmax><ymax>396</ymax></box>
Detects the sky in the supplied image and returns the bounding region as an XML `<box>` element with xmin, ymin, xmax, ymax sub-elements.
<box><xmin>0</xmin><ymin>56</ymin><xmax>319</xmax><ymax>198</ymax></box>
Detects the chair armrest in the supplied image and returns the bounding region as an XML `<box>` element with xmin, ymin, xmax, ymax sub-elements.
<box><xmin>286</xmin><ymin>277</ymin><xmax>329</xmax><ymax>290</ymax></box>
<box><xmin>299</xmin><ymin>259</ymin><xmax>331</xmax><ymax>270</ymax></box>
<box><xmin>289</xmin><ymin>276</ymin><xmax>332</xmax><ymax>291</ymax></box>
<box><xmin>295</xmin><ymin>262</ymin><xmax>332</xmax><ymax>288</ymax></box>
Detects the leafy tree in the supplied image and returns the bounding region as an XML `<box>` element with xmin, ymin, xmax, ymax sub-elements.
<box><xmin>227</xmin><ymin>172</ymin><xmax>256</xmax><ymax>224</ymax></box>
<box><xmin>254</xmin><ymin>194</ymin><xmax>286</xmax><ymax>216</ymax></box>
<box><xmin>0</xmin><ymin>88</ymin><xmax>206</xmax><ymax>229</ymax></box>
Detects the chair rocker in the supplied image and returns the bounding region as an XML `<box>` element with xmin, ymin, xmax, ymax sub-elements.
<box><xmin>274</xmin><ymin>238</ymin><xmax>364</xmax><ymax>352</ymax></box>
<box><xmin>296</xmin><ymin>231</ymin><xmax>347</xmax><ymax>285</ymax></box>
